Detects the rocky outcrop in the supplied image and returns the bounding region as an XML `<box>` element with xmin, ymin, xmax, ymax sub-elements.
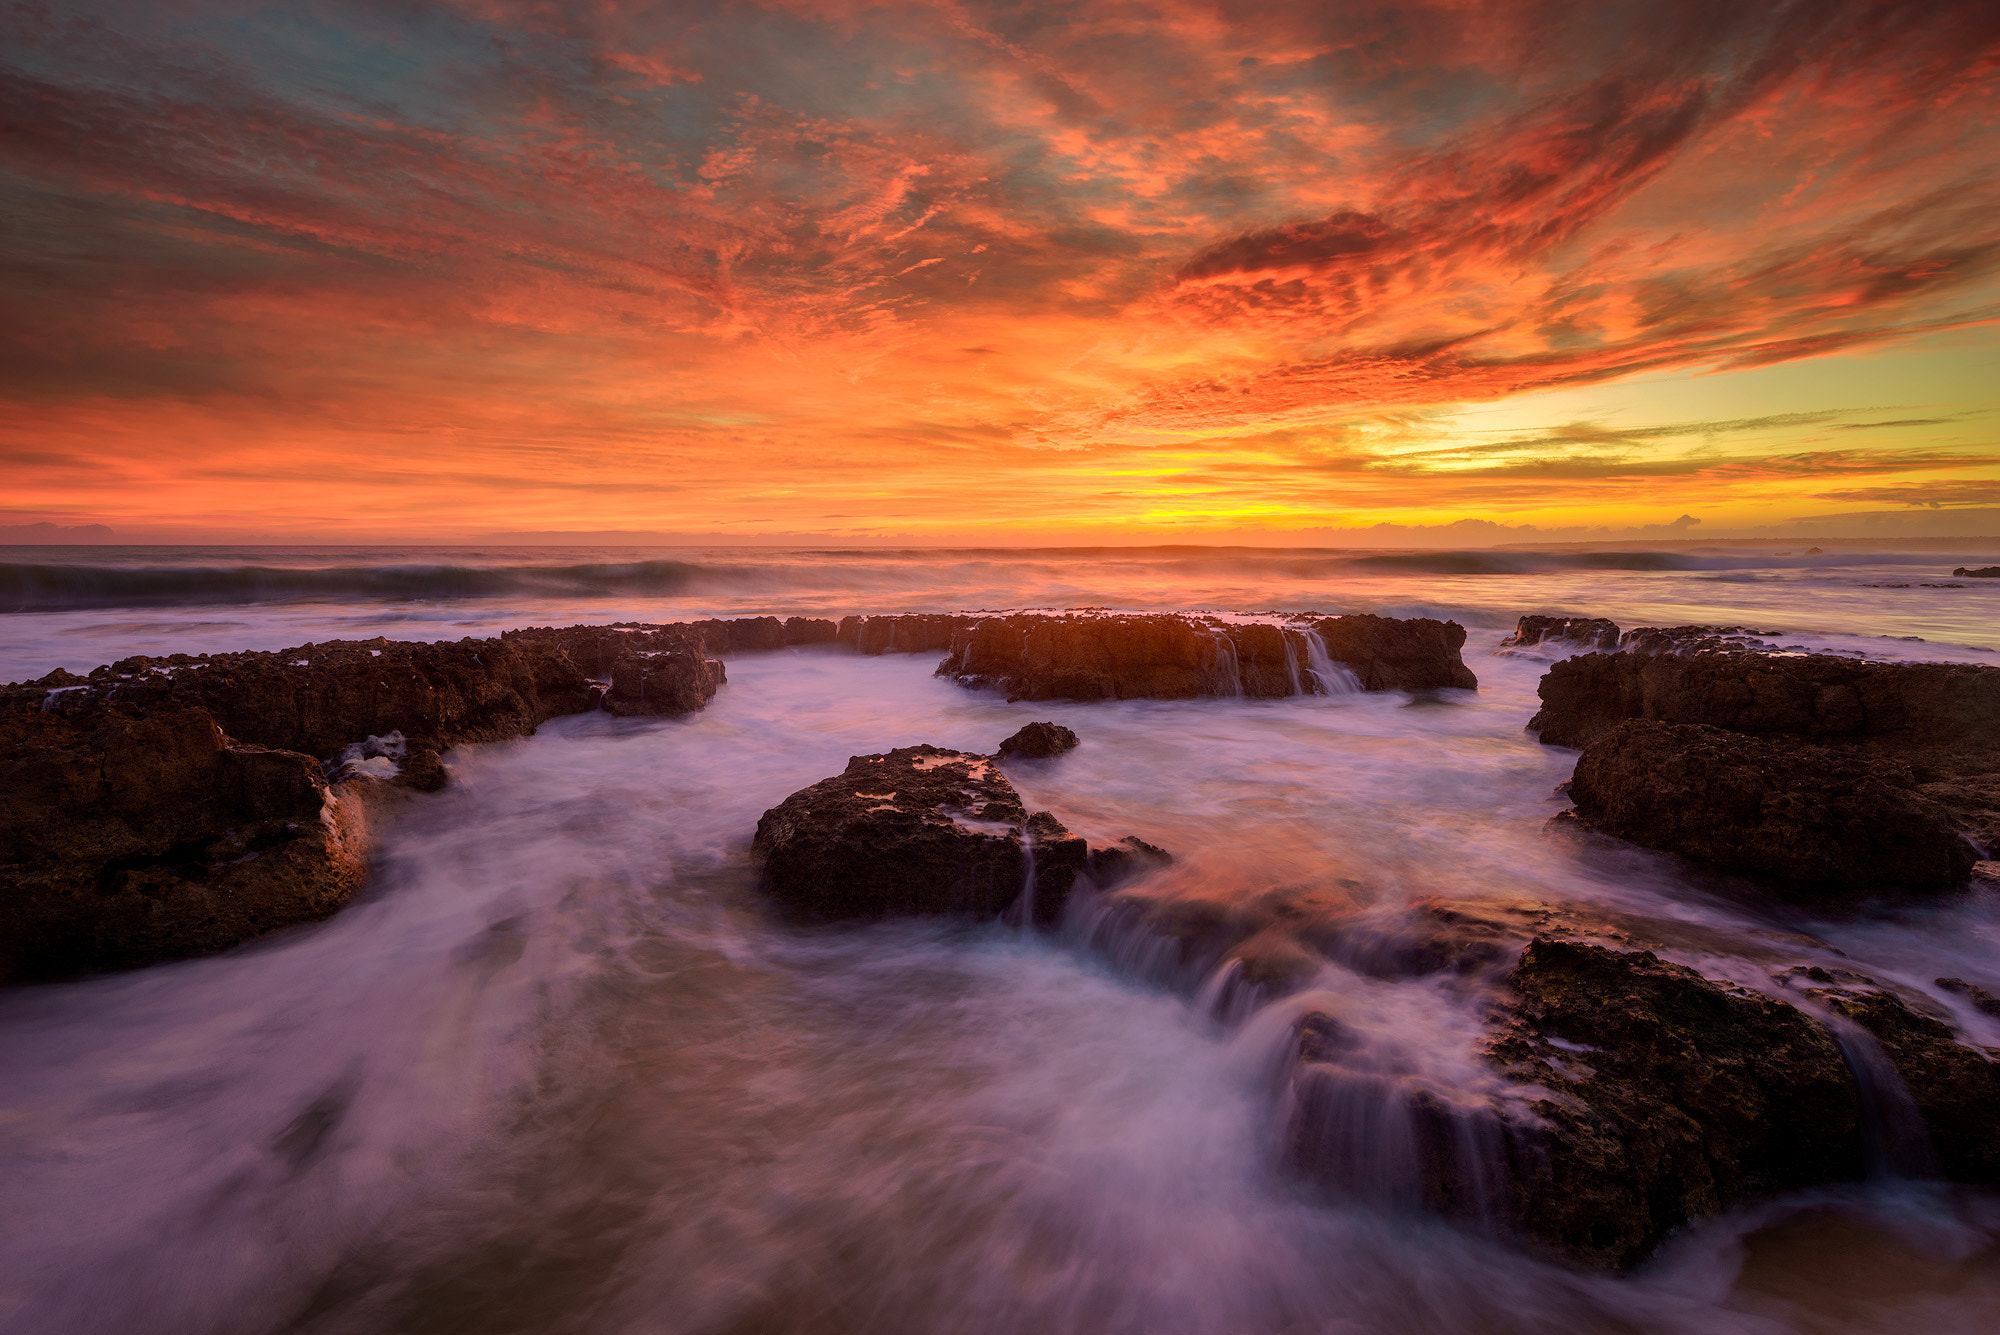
<box><xmin>36</xmin><ymin>634</ymin><xmax>600</xmax><ymax>762</ymax></box>
<box><xmin>936</xmin><ymin>613</ymin><xmax>1476</xmax><ymax>701</ymax></box>
<box><xmin>835</xmin><ymin>613</ymin><xmax>983</xmax><ymax>655</ymax></box>
<box><xmin>0</xmin><ymin>701</ymin><xmax>369</xmax><ymax>982</ymax></box>
<box><xmin>2</xmin><ymin>624</ymin><xmax>737</xmax><ymax>980</ymax></box>
<box><xmin>1479</xmin><ymin>940</ymin><xmax>1866</xmax><ymax>1268</ymax></box>
<box><xmin>1501</xmin><ymin>615</ymin><xmax>1621</xmax><ymax>652</ymax></box>
<box><xmin>1569</xmin><ymin>721</ymin><xmax>1977</xmax><ymax>897</ymax></box>
<box><xmin>1953</xmin><ymin>566</ymin><xmax>2000</xmax><ymax>578</ymax></box>
<box><xmin>1532</xmin><ymin>649</ymin><xmax>2000</xmax><ymax>752</ymax></box>
<box><xmin>502</xmin><ymin>624</ymin><xmax>724</xmax><ymax>716</ymax></box>
<box><xmin>1311</xmin><ymin>614</ymin><xmax>1479</xmax><ymax>691</ymax></box>
<box><xmin>1531</xmin><ymin>648</ymin><xmax>2000</xmax><ymax>888</ymax></box>
<box><xmin>752</xmin><ymin>744</ymin><xmax>1166</xmax><ymax>923</ymax></box>
<box><xmin>997</xmin><ymin>721</ymin><xmax>1078</xmax><ymax>760</ymax></box>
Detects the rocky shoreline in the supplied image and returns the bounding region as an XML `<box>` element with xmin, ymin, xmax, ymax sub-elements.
<box><xmin>6</xmin><ymin>604</ymin><xmax>1999</xmax><ymax>1274</ymax></box>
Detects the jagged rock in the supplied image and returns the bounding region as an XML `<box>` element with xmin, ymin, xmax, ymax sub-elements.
<box><xmin>1481</xmin><ymin>940</ymin><xmax>1863</xmax><ymax>1268</ymax></box>
<box><xmin>1569</xmin><ymin>721</ymin><xmax>1976</xmax><ymax>897</ymax></box>
<box><xmin>1501</xmin><ymin>616</ymin><xmax>1621</xmax><ymax>652</ymax></box>
<box><xmin>604</xmin><ymin>644</ymin><xmax>726</xmax><ymax>717</ymax></box>
<box><xmin>26</xmin><ymin>634</ymin><xmax>599</xmax><ymax>763</ymax></box>
<box><xmin>0</xmin><ymin>702</ymin><xmax>369</xmax><ymax>982</ymax></box>
<box><xmin>1613</xmin><ymin>625</ymin><xmax>1788</xmax><ymax>657</ymax></box>
<box><xmin>1953</xmin><ymin>567</ymin><xmax>2000</xmax><ymax>578</ymax></box>
<box><xmin>752</xmin><ymin>745</ymin><xmax>1162</xmax><ymax>923</ymax></box>
<box><xmin>996</xmin><ymin>721</ymin><xmax>1078</xmax><ymax>759</ymax></box>
<box><xmin>936</xmin><ymin>613</ymin><xmax>1475</xmax><ymax>701</ymax></box>
<box><xmin>1530</xmin><ymin>649</ymin><xmax>2000</xmax><ymax>752</ymax></box>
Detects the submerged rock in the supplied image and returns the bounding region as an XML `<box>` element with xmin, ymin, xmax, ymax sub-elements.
<box><xmin>1569</xmin><ymin>721</ymin><xmax>1977</xmax><ymax>898</ymax></box>
<box><xmin>936</xmin><ymin>612</ymin><xmax>1475</xmax><ymax>701</ymax></box>
<box><xmin>1500</xmin><ymin>615</ymin><xmax>1621</xmax><ymax>652</ymax></box>
<box><xmin>996</xmin><ymin>721</ymin><xmax>1078</xmax><ymax>759</ymax></box>
<box><xmin>0</xmin><ymin>702</ymin><xmax>369</xmax><ymax>982</ymax></box>
<box><xmin>752</xmin><ymin>744</ymin><xmax>1163</xmax><ymax>923</ymax></box>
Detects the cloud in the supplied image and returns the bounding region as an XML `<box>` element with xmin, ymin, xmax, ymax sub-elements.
<box><xmin>1814</xmin><ymin>481</ymin><xmax>2000</xmax><ymax>508</ymax></box>
<box><xmin>0</xmin><ymin>0</ymin><xmax>1997</xmax><ymax>536</ymax></box>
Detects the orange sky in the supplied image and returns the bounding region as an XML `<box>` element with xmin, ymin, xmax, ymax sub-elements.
<box><xmin>2</xmin><ymin>0</ymin><xmax>1997</xmax><ymax>544</ymax></box>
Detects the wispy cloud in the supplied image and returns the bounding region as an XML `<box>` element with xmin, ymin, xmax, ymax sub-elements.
<box><xmin>1</xmin><ymin>0</ymin><xmax>1996</xmax><ymax>536</ymax></box>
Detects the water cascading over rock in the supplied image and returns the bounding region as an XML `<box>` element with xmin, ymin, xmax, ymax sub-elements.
<box><xmin>935</xmin><ymin>612</ymin><xmax>1475</xmax><ymax>701</ymax></box>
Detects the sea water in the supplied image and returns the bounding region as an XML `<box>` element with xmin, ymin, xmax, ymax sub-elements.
<box><xmin>2</xmin><ymin>544</ymin><xmax>1998</xmax><ymax>1334</ymax></box>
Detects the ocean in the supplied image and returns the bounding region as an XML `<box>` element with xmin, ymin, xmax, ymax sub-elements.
<box><xmin>2</xmin><ymin>543</ymin><xmax>1998</xmax><ymax>1334</ymax></box>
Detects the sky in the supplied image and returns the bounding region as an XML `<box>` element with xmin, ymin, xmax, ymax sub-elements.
<box><xmin>2</xmin><ymin>0</ymin><xmax>1997</xmax><ymax>545</ymax></box>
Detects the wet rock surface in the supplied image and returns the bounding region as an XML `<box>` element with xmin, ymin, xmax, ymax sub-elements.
<box><xmin>1501</xmin><ymin>615</ymin><xmax>1621</xmax><ymax>652</ymax></box>
<box><xmin>505</xmin><ymin>624</ymin><xmax>724</xmax><ymax>716</ymax></box>
<box><xmin>936</xmin><ymin>612</ymin><xmax>1475</xmax><ymax>701</ymax></box>
<box><xmin>1809</xmin><ymin>985</ymin><xmax>2000</xmax><ymax>1187</ymax></box>
<box><xmin>1530</xmin><ymin>648</ymin><xmax>2000</xmax><ymax>752</ymax></box>
<box><xmin>752</xmin><ymin>744</ymin><xmax>1165</xmax><ymax>923</ymax></box>
<box><xmin>1478</xmin><ymin>940</ymin><xmax>1866</xmax><ymax>1269</ymax></box>
<box><xmin>2</xmin><ymin>624</ymin><xmax>739</xmax><ymax>980</ymax></box>
<box><xmin>996</xmin><ymin>721</ymin><xmax>1078</xmax><ymax>759</ymax></box>
<box><xmin>22</xmin><ymin>634</ymin><xmax>601</xmax><ymax>761</ymax></box>
<box><xmin>0</xmin><ymin>702</ymin><xmax>368</xmax><ymax>982</ymax></box>
<box><xmin>839</xmin><ymin>613</ymin><xmax>983</xmax><ymax>655</ymax></box>
<box><xmin>1570</xmin><ymin>720</ymin><xmax>1977</xmax><ymax>898</ymax></box>
<box><xmin>1953</xmin><ymin>566</ymin><xmax>2000</xmax><ymax>578</ymax></box>
<box><xmin>1530</xmin><ymin>648</ymin><xmax>2000</xmax><ymax>892</ymax></box>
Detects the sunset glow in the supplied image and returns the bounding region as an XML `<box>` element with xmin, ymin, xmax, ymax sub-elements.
<box><xmin>3</xmin><ymin>0</ymin><xmax>1997</xmax><ymax>542</ymax></box>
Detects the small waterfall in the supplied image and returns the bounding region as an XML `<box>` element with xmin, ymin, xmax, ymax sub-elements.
<box><xmin>1830</xmin><ymin>1017</ymin><xmax>1940</xmax><ymax>1180</ymax></box>
<box><xmin>1280</xmin><ymin>629</ymin><xmax>1304</xmax><ymax>696</ymax></box>
<box><xmin>1012</xmin><ymin>829</ymin><xmax>1038</xmax><ymax>935</ymax></box>
<box><xmin>1302</xmin><ymin>629</ymin><xmax>1361</xmax><ymax>695</ymax></box>
<box><xmin>1205</xmin><ymin>630</ymin><xmax>1244</xmax><ymax>698</ymax></box>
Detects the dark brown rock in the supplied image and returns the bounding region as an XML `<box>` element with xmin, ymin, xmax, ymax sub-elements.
<box><xmin>852</xmin><ymin>613</ymin><xmax>982</xmax><ymax>655</ymax></box>
<box><xmin>1308</xmin><ymin>613</ymin><xmax>1479</xmax><ymax>691</ymax></box>
<box><xmin>1529</xmin><ymin>649</ymin><xmax>2000</xmax><ymax>752</ymax></box>
<box><xmin>937</xmin><ymin>613</ymin><xmax>1475</xmax><ymax>701</ymax></box>
<box><xmin>603</xmin><ymin>643</ymin><xmax>726</xmax><ymax>717</ymax></box>
<box><xmin>783</xmin><ymin>617</ymin><xmax>838</xmax><ymax>645</ymax></box>
<box><xmin>0</xmin><ymin>701</ymin><xmax>369</xmax><ymax>982</ymax></box>
<box><xmin>1954</xmin><ymin>567</ymin><xmax>2000</xmax><ymax>578</ymax></box>
<box><xmin>1501</xmin><ymin>615</ymin><xmax>1621</xmax><ymax>652</ymax></box>
<box><xmin>996</xmin><ymin>721</ymin><xmax>1078</xmax><ymax>759</ymax></box>
<box><xmin>35</xmin><ymin>634</ymin><xmax>600</xmax><ymax>761</ymax></box>
<box><xmin>752</xmin><ymin>745</ymin><xmax>1163</xmax><ymax>923</ymax></box>
<box><xmin>689</xmin><ymin>616</ymin><xmax>786</xmax><ymax>653</ymax></box>
<box><xmin>1568</xmin><ymin>721</ymin><xmax>1977</xmax><ymax>897</ymax></box>
<box><xmin>1483</xmin><ymin>940</ymin><xmax>1863</xmax><ymax>1268</ymax></box>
